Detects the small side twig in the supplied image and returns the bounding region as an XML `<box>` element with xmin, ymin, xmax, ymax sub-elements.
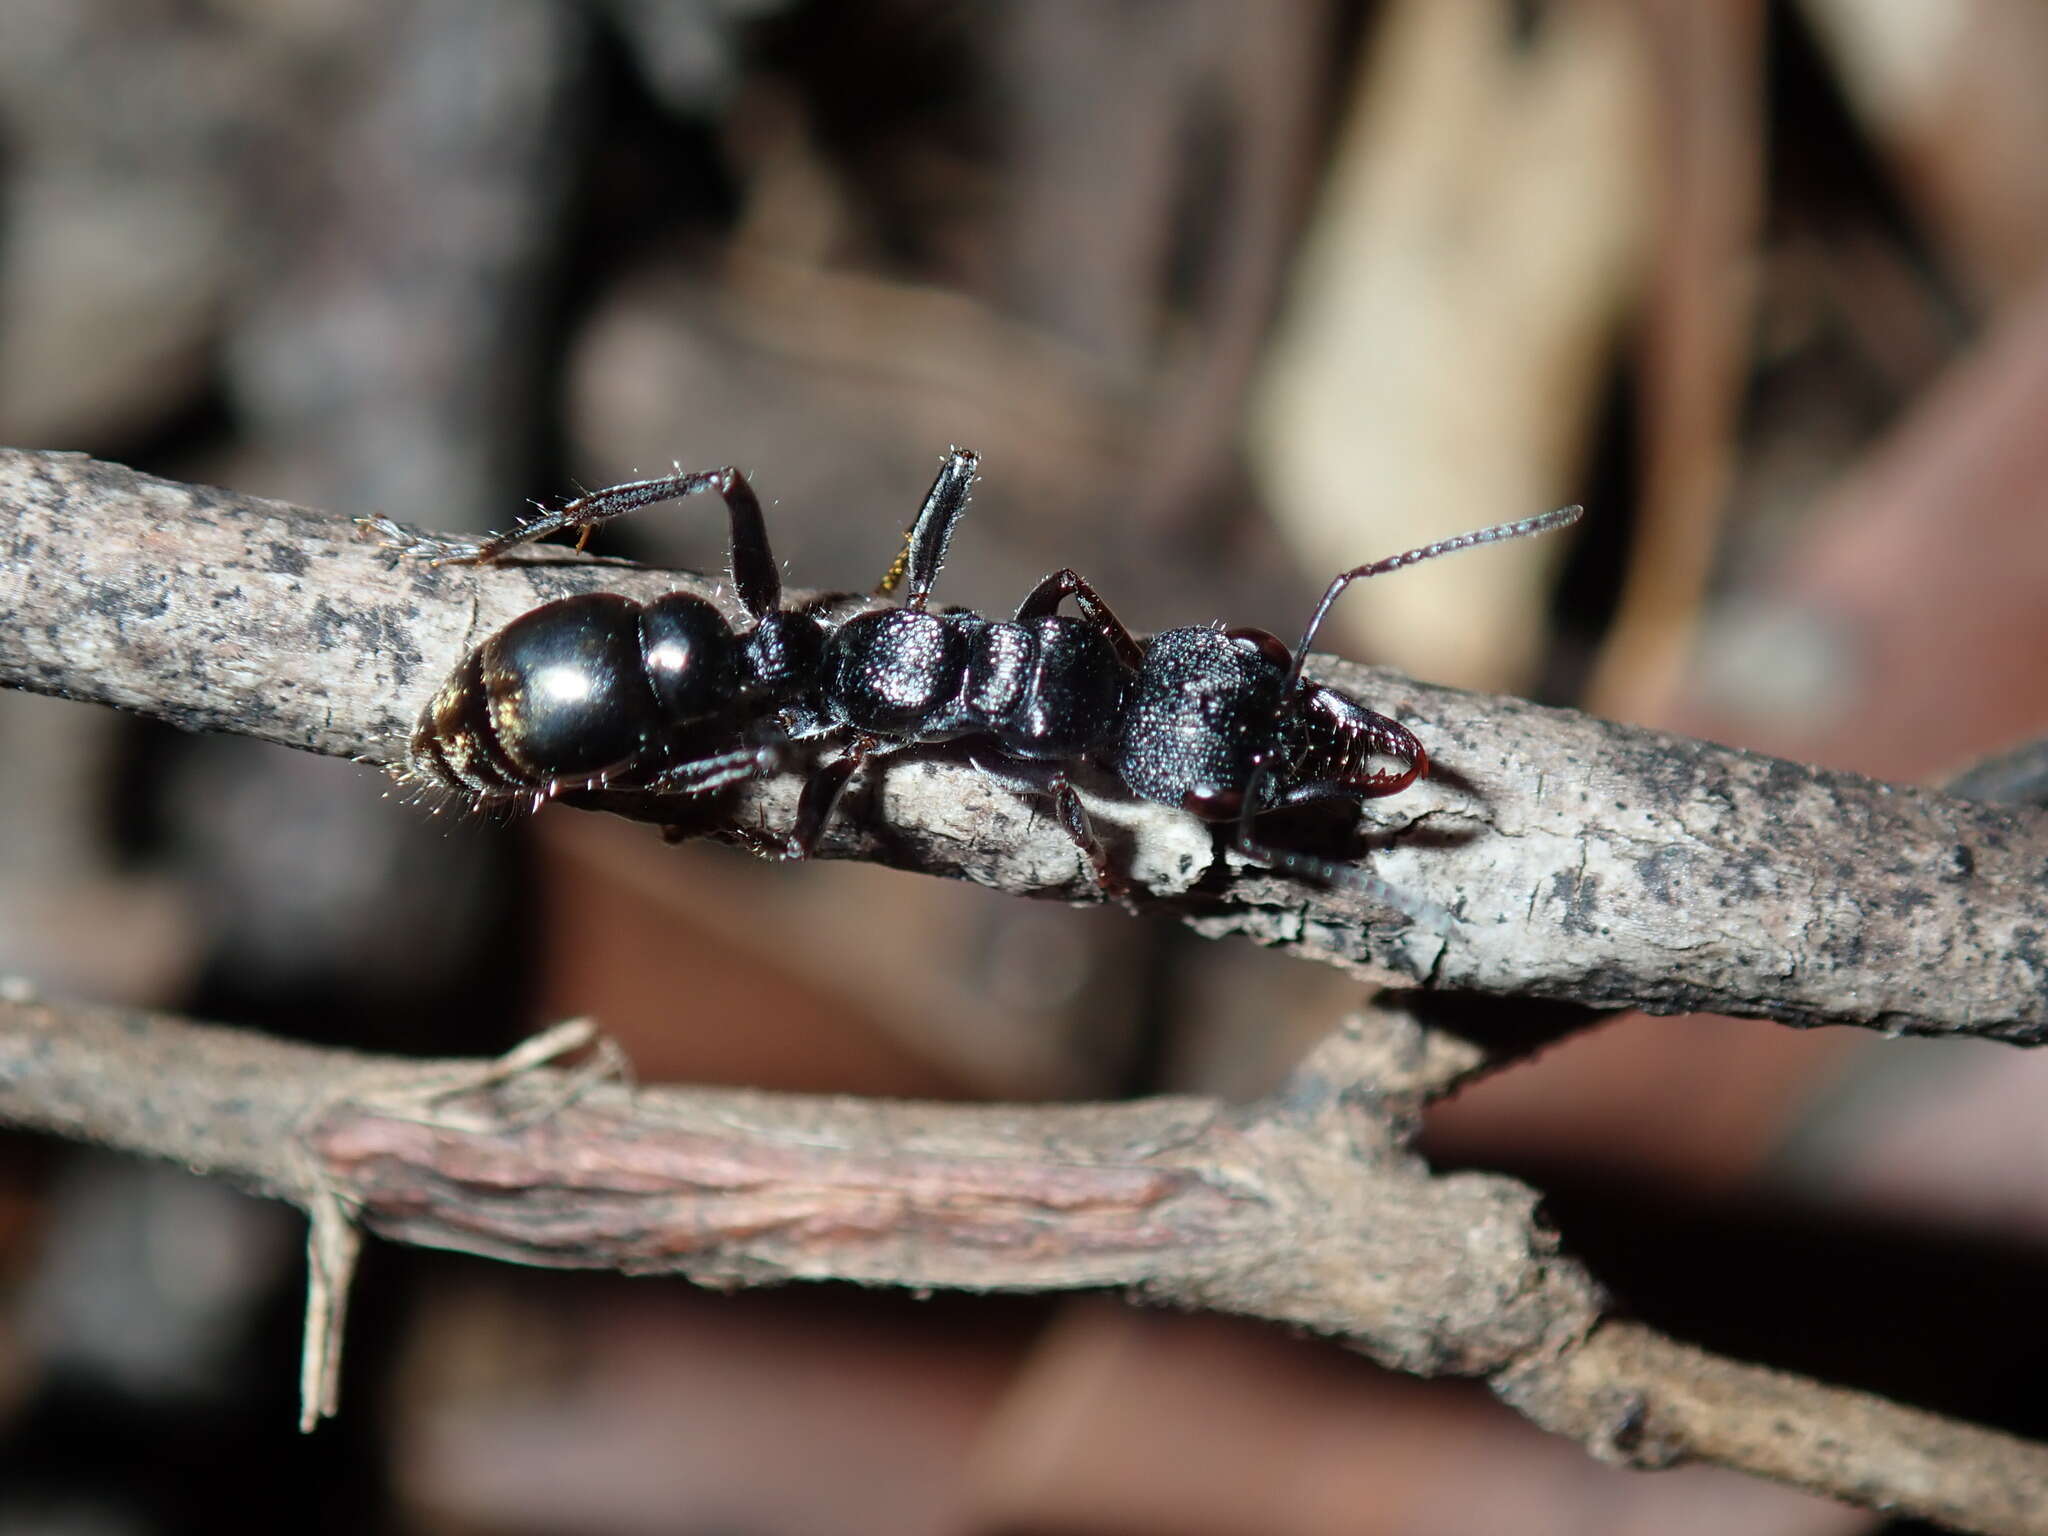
<box><xmin>287</xmin><ymin>1017</ymin><xmax>609</xmax><ymax>1428</ymax></box>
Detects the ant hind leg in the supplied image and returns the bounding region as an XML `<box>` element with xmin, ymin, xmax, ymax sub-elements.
<box><xmin>967</xmin><ymin>749</ymin><xmax>1123</xmax><ymax>895</ymax></box>
<box><xmin>639</xmin><ymin>742</ymin><xmax>787</xmax><ymax>797</ymax></box>
<box><xmin>399</xmin><ymin>466</ymin><xmax>787</xmax><ymax>621</ymax></box>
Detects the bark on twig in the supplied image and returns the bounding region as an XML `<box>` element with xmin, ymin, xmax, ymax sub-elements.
<box><xmin>2</xmin><ymin>994</ymin><xmax>2046</xmax><ymax>1535</ymax></box>
<box><xmin>5</xmin><ymin>446</ymin><xmax>2048</xmax><ymax>1041</ymax></box>
<box><xmin>1502</xmin><ymin>1322</ymin><xmax>2048</xmax><ymax>1536</ymax></box>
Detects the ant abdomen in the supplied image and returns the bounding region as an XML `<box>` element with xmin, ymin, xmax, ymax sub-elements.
<box><xmin>413</xmin><ymin>590</ymin><xmax>746</xmax><ymax>800</ymax></box>
<box><xmin>641</xmin><ymin>593</ymin><xmax>741</xmax><ymax>718</ymax></box>
<box><xmin>413</xmin><ymin>593</ymin><xmax>656</xmax><ymax>797</ymax></box>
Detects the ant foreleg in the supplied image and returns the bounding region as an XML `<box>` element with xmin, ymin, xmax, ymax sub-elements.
<box><xmin>1231</xmin><ymin>823</ymin><xmax>1451</xmax><ymax>928</ymax></box>
<box><xmin>1013</xmin><ymin>570</ymin><xmax>1146</xmax><ymax>670</ymax></box>
<box><xmin>1228</xmin><ymin>767</ymin><xmax>1451</xmax><ymax>927</ymax></box>
<box><xmin>416</xmin><ymin>466</ymin><xmax>786</xmax><ymax>621</ymax></box>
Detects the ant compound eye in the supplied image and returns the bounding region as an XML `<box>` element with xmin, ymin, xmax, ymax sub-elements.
<box><xmin>1181</xmin><ymin>786</ymin><xmax>1246</xmax><ymax>821</ymax></box>
<box><xmin>1224</xmin><ymin>627</ymin><xmax>1292</xmax><ymax>671</ymax></box>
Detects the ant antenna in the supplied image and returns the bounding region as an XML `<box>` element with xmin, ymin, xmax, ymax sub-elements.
<box><xmin>1282</xmin><ymin>504</ymin><xmax>1584</xmax><ymax>692</ymax></box>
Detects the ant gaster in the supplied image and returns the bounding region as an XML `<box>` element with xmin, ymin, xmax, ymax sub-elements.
<box><xmin>393</xmin><ymin>450</ymin><xmax>1580</xmax><ymax>918</ymax></box>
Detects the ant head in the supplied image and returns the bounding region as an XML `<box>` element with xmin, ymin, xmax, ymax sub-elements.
<box><xmin>1114</xmin><ymin>624</ymin><xmax>1406</xmax><ymax>822</ymax></box>
<box><xmin>1242</xmin><ymin>507</ymin><xmax>1580</xmax><ymax>813</ymax></box>
<box><xmin>1111</xmin><ymin>625</ymin><xmax>1294</xmax><ymax>813</ymax></box>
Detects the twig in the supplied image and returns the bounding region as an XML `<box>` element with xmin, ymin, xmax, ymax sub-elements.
<box><xmin>0</xmin><ymin>993</ymin><xmax>1599</xmax><ymax>1400</ymax></box>
<box><xmin>5</xmin><ymin>446</ymin><xmax>2048</xmax><ymax>1043</ymax></box>
<box><xmin>1502</xmin><ymin>1323</ymin><xmax>2048</xmax><ymax>1536</ymax></box>
<box><xmin>1945</xmin><ymin>734</ymin><xmax>2048</xmax><ymax>809</ymax></box>
<box><xmin>1</xmin><ymin>993</ymin><xmax>2045</xmax><ymax>1534</ymax></box>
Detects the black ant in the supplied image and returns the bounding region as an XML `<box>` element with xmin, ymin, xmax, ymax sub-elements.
<box><xmin>383</xmin><ymin>449</ymin><xmax>1579</xmax><ymax>919</ymax></box>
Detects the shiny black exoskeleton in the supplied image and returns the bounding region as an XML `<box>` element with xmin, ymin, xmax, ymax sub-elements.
<box><xmin>394</xmin><ymin>449</ymin><xmax>1580</xmax><ymax>911</ymax></box>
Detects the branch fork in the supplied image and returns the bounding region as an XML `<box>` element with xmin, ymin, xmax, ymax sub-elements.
<box><xmin>7</xmin><ymin>449</ymin><xmax>2048</xmax><ymax>1530</ymax></box>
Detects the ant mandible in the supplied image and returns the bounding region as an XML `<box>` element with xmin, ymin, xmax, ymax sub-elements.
<box><xmin>387</xmin><ymin>449</ymin><xmax>1580</xmax><ymax>920</ymax></box>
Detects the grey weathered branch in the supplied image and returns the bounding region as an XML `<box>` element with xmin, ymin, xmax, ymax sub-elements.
<box><xmin>2</xmin><ymin>993</ymin><xmax>2044</xmax><ymax>1536</ymax></box>
<box><xmin>5</xmin><ymin>446</ymin><xmax>2047</xmax><ymax>1040</ymax></box>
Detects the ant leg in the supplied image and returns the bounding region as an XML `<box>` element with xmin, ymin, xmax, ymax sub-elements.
<box><xmin>1013</xmin><ymin>569</ymin><xmax>1145</xmax><ymax>670</ymax></box>
<box><xmin>786</xmin><ymin>734</ymin><xmax>884</xmax><ymax>859</ymax></box>
<box><xmin>967</xmin><ymin>750</ymin><xmax>1121</xmax><ymax>893</ymax></box>
<box><xmin>1049</xmin><ymin>778</ymin><xmax>1119</xmax><ymax>893</ymax></box>
<box><xmin>416</xmin><ymin>466</ymin><xmax>786</xmax><ymax>620</ymax></box>
<box><xmin>1227</xmin><ymin>769</ymin><xmax>1451</xmax><ymax>927</ymax></box>
<box><xmin>639</xmin><ymin>742</ymin><xmax>787</xmax><ymax>797</ymax></box>
<box><xmin>1232</xmin><ymin>816</ymin><xmax>1450</xmax><ymax>928</ymax></box>
<box><xmin>876</xmin><ymin>448</ymin><xmax>979</xmax><ymax>610</ymax></box>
